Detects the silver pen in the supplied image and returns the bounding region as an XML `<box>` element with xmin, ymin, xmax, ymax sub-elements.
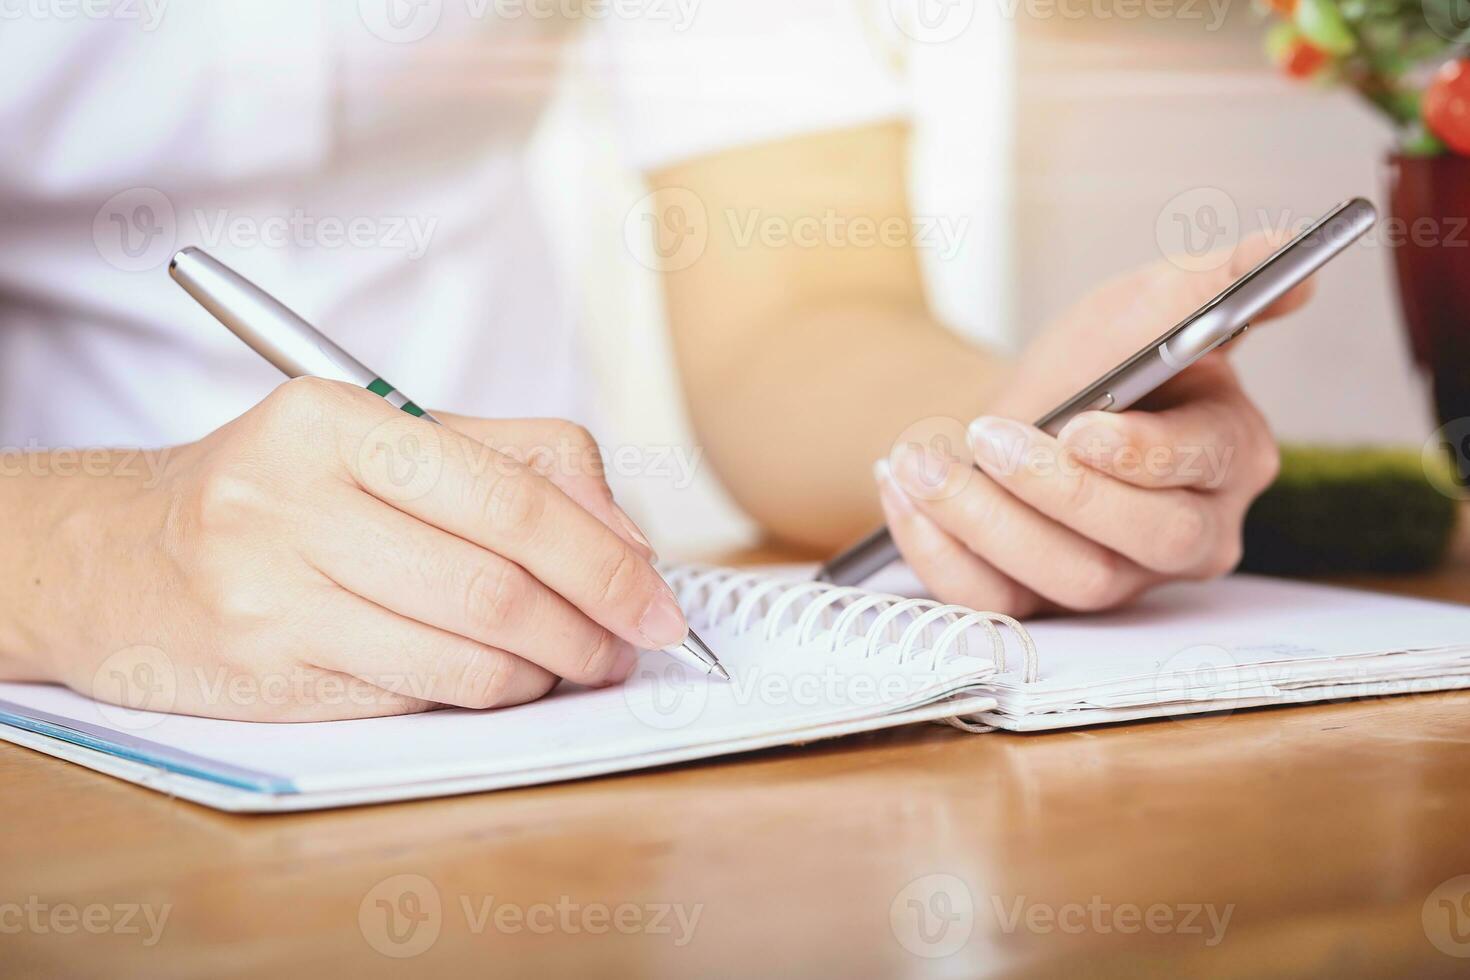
<box><xmin>169</xmin><ymin>246</ymin><xmax>730</xmax><ymax>680</ymax></box>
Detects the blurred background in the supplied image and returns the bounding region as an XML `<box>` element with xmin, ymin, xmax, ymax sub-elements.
<box><xmin>532</xmin><ymin>1</ymin><xmax>1436</xmax><ymax>557</ymax></box>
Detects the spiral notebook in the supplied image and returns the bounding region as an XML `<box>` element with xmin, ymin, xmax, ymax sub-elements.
<box><xmin>3</xmin><ymin>567</ymin><xmax>1470</xmax><ymax>812</ymax></box>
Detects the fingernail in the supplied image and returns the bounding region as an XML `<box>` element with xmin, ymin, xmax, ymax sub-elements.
<box><xmin>891</xmin><ymin>443</ymin><xmax>940</xmax><ymax>498</ymax></box>
<box><xmin>611</xmin><ymin>503</ymin><xmax>658</xmax><ymax>562</ymax></box>
<box><xmin>873</xmin><ymin>459</ymin><xmax>915</xmax><ymax>514</ymax></box>
<box><xmin>968</xmin><ymin>417</ymin><xmax>1027</xmax><ymax>474</ymax></box>
<box><xmin>891</xmin><ymin>445</ymin><xmax>923</xmax><ymax>494</ymax></box>
<box><xmin>1059</xmin><ymin>417</ymin><xmax>1126</xmax><ymax>460</ymax></box>
<box><xmin>638</xmin><ymin>588</ymin><xmax>688</xmax><ymax>650</ymax></box>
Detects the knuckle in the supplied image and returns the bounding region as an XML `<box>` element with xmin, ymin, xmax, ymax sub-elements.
<box><xmin>496</xmin><ymin>672</ymin><xmax>560</xmax><ymax>709</ymax></box>
<box><xmin>193</xmin><ymin>466</ymin><xmax>267</xmax><ymax>533</ymax></box>
<box><xmin>1075</xmin><ymin>421</ymin><xmax>1139</xmax><ymax>472</ymax></box>
<box><xmin>1062</xmin><ymin>551</ymin><xmax>1125</xmax><ymax>612</ymax></box>
<box><xmin>573</xmin><ymin>631</ymin><xmax>627</xmax><ymax>685</ymax></box>
<box><xmin>1254</xmin><ymin>440</ymin><xmax>1282</xmax><ymax>488</ymax></box>
<box><xmin>215</xmin><ymin>584</ymin><xmax>276</xmax><ymax>625</ymax></box>
<box><xmin>255</xmin><ymin>378</ymin><xmax>360</xmax><ymax>456</ymax></box>
<box><xmin>551</xmin><ymin>420</ymin><xmax>597</xmax><ymax>450</ymax></box>
<box><xmin>1231</xmin><ymin>405</ymin><xmax>1279</xmax><ymax>487</ymax></box>
<box><xmin>199</xmin><ymin>569</ymin><xmax>280</xmax><ymax>631</ymax></box>
<box><xmin>262</xmin><ymin>376</ymin><xmax>347</xmax><ymax>424</ymax></box>
<box><xmin>590</xmin><ymin>547</ymin><xmax>646</xmax><ymax>609</ymax></box>
<box><xmin>448</xmin><ymin>654</ymin><xmax>512</xmax><ymax>710</ymax></box>
<box><xmin>480</xmin><ymin>466</ymin><xmax>548</xmax><ymax>537</ymax></box>
<box><xmin>464</xmin><ymin>559</ymin><xmax>527</xmax><ymax>632</ymax></box>
<box><xmin>937</xmin><ymin>580</ymin><xmax>1032</xmax><ymax>620</ymax></box>
<box><xmin>1201</xmin><ymin>534</ymin><xmax>1245</xmax><ymax>579</ymax></box>
<box><xmin>551</xmin><ymin>421</ymin><xmax>605</xmax><ymax>483</ymax></box>
<box><xmin>1148</xmin><ymin>504</ymin><xmax>1210</xmax><ymax>573</ymax></box>
<box><xmin>1058</xmin><ymin>467</ymin><xmax>1101</xmax><ymax>514</ymax></box>
<box><xmin>954</xmin><ymin>490</ymin><xmax>1003</xmax><ymax>555</ymax></box>
<box><xmin>523</xmin><ymin>446</ymin><xmax>556</xmax><ymax>479</ymax></box>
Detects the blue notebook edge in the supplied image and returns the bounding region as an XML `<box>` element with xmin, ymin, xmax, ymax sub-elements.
<box><xmin>0</xmin><ymin>698</ymin><xmax>295</xmax><ymax>795</ymax></box>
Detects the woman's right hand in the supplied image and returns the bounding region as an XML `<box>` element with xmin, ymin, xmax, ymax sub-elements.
<box><xmin>9</xmin><ymin>378</ymin><xmax>688</xmax><ymax>721</ymax></box>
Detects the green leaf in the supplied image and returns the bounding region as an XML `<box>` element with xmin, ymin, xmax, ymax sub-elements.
<box><xmin>1266</xmin><ymin>21</ymin><xmax>1301</xmax><ymax>61</ymax></box>
<box><xmin>1402</xmin><ymin>35</ymin><xmax>1456</xmax><ymax>61</ymax></box>
<box><xmin>1361</xmin><ymin>19</ymin><xmax>1403</xmax><ymax>48</ymax></box>
<box><xmin>1401</xmin><ymin>120</ymin><xmax>1447</xmax><ymax>155</ymax></box>
<box><xmin>1374</xmin><ymin>52</ymin><xmax>1410</xmax><ymax>77</ymax></box>
<box><xmin>1295</xmin><ymin>0</ymin><xmax>1358</xmax><ymax>55</ymax></box>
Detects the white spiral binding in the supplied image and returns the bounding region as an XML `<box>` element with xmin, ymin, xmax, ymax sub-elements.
<box><xmin>661</xmin><ymin>565</ymin><xmax>1039</xmax><ymax>682</ymax></box>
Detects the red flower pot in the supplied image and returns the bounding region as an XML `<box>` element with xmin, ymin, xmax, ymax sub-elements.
<box><xmin>1387</xmin><ymin>152</ymin><xmax>1470</xmax><ymax>480</ymax></box>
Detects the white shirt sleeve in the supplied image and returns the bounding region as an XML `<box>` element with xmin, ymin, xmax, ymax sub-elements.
<box><xmin>589</xmin><ymin>0</ymin><xmax>909</xmax><ymax>172</ymax></box>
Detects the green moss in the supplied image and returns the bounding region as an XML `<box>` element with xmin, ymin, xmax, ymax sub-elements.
<box><xmin>1240</xmin><ymin>445</ymin><xmax>1458</xmax><ymax>576</ymax></box>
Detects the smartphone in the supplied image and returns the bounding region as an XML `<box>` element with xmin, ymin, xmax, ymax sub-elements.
<box><xmin>817</xmin><ymin>196</ymin><xmax>1379</xmax><ymax>586</ymax></box>
<box><xmin>1035</xmin><ymin>197</ymin><xmax>1377</xmax><ymax>434</ymax></box>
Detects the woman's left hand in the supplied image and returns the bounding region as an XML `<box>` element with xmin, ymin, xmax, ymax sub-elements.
<box><xmin>876</xmin><ymin>232</ymin><xmax>1309</xmax><ymax>617</ymax></box>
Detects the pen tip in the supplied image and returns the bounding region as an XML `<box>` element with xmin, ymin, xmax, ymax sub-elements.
<box><xmin>683</xmin><ymin>629</ymin><xmax>731</xmax><ymax>680</ymax></box>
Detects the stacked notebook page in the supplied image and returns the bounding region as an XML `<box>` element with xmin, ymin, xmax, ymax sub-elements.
<box><xmin>967</xmin><ymin>575</ymin><xmax>1470</xmax><ymax>731</ymax></box>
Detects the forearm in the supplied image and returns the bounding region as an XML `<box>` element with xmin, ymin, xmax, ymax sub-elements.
<box><xmin>679</xmin><ymin>302</ymin><xmax>1003</xmax><ymax>550</ymax></box>
<box><xmin>0</xmin><ymin>450</ymin><xmax>162</xmax><ymax>681</ymax></box>
<box><xmin>649</xmin><ymin>123</ymin><xmax>1016</xmax><ymax>550</ymax></box>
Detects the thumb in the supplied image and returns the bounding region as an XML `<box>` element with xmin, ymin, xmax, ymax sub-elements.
<box><xmin>995</xmin><ymin>228</ymin><xmax>1318</xmax><ymax>420</ymax></box>
<box><xmin>1155</xmin><ymin>228</ymin><xmax>1318</xmax><ymax>326</ymax></box>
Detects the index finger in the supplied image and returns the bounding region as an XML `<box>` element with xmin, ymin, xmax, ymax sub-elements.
<box><xmin>434</xmin><ymin>415</ymin><xmax>657</xmax><ymax>561</ymax></box>
<box><xmin>341</xmin><ymin>403</ymin><xmax>689</xmax><ymax>653</ymax></box>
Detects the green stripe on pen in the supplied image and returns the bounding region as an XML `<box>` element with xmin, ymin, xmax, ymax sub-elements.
<box><xmin>366</xmin><ymin>377</ymin><xmax>426</xmax><ymax>418</ymax></box>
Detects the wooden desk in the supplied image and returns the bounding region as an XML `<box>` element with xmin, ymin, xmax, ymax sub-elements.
<box><xmin>7</xmin><ymin>559</ymin><xmax>1470</xmax><ymax>978</ymax></box>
